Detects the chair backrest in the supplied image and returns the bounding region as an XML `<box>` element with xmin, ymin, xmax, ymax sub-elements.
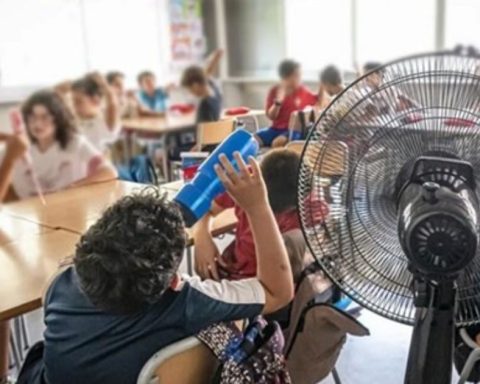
<box><xmin>197</xmin><ymin>120</ymin><xmax>235</xmax><ymax>147</ymax></box>
<box><xmin>286</xmin><ymin>140</ymin><xmax>306</xmax><ymax>156</ymax></box>
<box><xmin>235</xmin><ymin>115</ymin><xmax>259</xmax><ymax>134</ymax></box>
<box><xmin>303</xmin><ymin>140</ymin><xmax>348</xmax><ymax>178</ymax></box>
<box><xmin>137</xmin><ymin>337</ymin><xmax>218</xmax><ymax>384</ymax></box>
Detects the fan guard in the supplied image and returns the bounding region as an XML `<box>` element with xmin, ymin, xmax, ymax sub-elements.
<box><xmin>298</xmin><ymin>52</ymin><xmax>480</xmax><ymax>326</ymax></box>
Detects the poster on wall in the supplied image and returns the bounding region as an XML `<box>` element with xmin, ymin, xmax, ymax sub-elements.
<box><xmin>169</xmin><ymin>0</ymin><xmax>206</xmax><ymax>71</ymax></box>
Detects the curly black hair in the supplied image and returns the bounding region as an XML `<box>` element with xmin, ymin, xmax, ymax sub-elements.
<box><xmin>22</xmin><ymin>90</ymin><xmax>77</xmax><ymax>149</ymax></box>
<box><xmin>74</xmin><ymin>188</ymin><xmax>187</xmax><ymax>314</ymax></box>
<box><xmin>261</xmin><ymin>148</ymin><xmax>300</xmax><ymax>213</ymax></box>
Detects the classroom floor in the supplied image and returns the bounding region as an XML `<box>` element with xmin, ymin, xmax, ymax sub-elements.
<box><xmin>19</xmin><ymin>238</ymin><xmax>462</xmax><ymax>384</ymax></box>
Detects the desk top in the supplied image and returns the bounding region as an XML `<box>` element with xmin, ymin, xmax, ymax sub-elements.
<box><xmin>3</xmin><ymin>179</ymin><xmax>237</xmax><ymax>243</ymax></box>
<box><xmin>0</xmin><ymin>230</ymin><xmax>80</xmax><ymax>320</ymax></box>
<box><xmin>122</xmin><ymin>109</ymin><xmax>265</xmax><ymax>135</ymax></box>
<box><xmin>0</xmin><ymin>213</ymin><xmax>49</xmax><ymax>246</ymax></box>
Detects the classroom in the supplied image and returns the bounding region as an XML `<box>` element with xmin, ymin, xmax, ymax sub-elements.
<box><xmin>1</xmin><ymin>0</ymin><xmax>480</xmax><ymax>383</ymax></box>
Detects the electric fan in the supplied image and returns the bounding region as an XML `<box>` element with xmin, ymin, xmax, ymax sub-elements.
<box><xmin>298</xmin><ymin>50</ymin><xmax>480</xmax><ymax>384</ymax></box>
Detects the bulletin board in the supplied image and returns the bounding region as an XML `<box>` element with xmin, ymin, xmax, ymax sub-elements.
<box><xmin>169</xmin><ymin>0</ymin><xmax>206</xmax><ymax>70</ymax></box>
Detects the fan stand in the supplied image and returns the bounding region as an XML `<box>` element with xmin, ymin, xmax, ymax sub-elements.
<box><xmin>405</xmin><ymin>277</ymin><xmax>456</xmax><ymax>384</ymax></box>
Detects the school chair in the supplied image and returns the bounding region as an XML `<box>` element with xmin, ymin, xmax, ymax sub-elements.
<box><xmin>286</xmin><ymin>140</ymin><xmax>306</xmax><ymax>155</ymax></box>
<box><xmin>137</xmin><ymin>337</ymin><xmax>218</xmax><ymax>384</ymax></box>
<box><xmin>196</xmin><ymin>120</ymin><xmax>236</xmax><ymax>149</ymax></box>
<box><xmin>234</xmin><ymin>115</ymin><xmax>259</xmax><ymax>134</ymax></box>
<box><xmin>457</xmin><ymin>328</ymin><xmax>480</xmax><ymax>384</ymax></box>
<box><xmin>288</xmin><ymin>107</ymin><xmax>316</xmax><ymax>142</ymax></box>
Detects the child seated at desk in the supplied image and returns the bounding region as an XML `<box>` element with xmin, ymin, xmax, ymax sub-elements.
<box><xmin>17</xmin><ymin>154</ymin><xmax>293</xmax><ymax>384</ymax></box>
<box><xmin>0</xmin><ymin>90</ymin><xmax>116</xmax><ymax>384</ymax></box>
<box><xmin>181</xmin><ymin>49</ymin><xmax>224</xmax><ymax>123</ymax></box>
<box><xmin>106</xmin><ymin>71</ymin><xmax>139</xmax><ymax>118</ymax></box>
<box><xmin>317</xmin><ymin>65</ymin><xmax>345</xmax><ymax>110</ymax></box>
<box><xmin>193</xmin><ymin>148</ymin><xmax>300</xmax><ymax>280</ymax></box>
<box><xmin>71</xmin><ymin>73</ymin><xmax>121</xmax><ymax>152</ymax></box>
<box><xmin>136</xmin><ymin>71</ymin><xmax>170</xmax><ymax>117</ymax></box>
<box><xmin>257</xmin><ymin>59</ymin><xmax>318</xmax><ymax>148</ymax></box>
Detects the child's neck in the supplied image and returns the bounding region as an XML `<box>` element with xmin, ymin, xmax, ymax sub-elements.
<box><xmin>37</xmin><ymin>136</ymin><xmax>56</xmax><ymax>153</ymax></box>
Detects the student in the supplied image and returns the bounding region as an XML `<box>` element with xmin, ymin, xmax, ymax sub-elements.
<box><xmin>106</xmin><ymin>71</ymin><xmax>138</xmax><ymax>118</ymax></box>
<box><xmin>194</xmin><ymin>148</ymin><xmax>300</xmax><ymax>280</ymax></box>
<box><xmin>71</xmin><ymin>73</ymin><xmax>121</xmax><ymax>152</ymax></box>
<box><xmin>257</xmin><ymin>59</ymin><xmax>318</xmax><ymax>148</ymax></box>
<box><xmin>136</xmin><ymin>71</ymin><xmax>169</xmax><ymax>116</ymax></box>
<box><xmin>361</xmin><ymin>61</ymin><xmax>417</xmax><ymax>116</ymax></box>
<box><xmin>0</xmin><ymin>90</ymin><xmax>116</xmax><ymax>384</ymax></box>
<box><xmin>317</xmin><ymin>65</ymin><xmax>344</xmax><ymax>109</ymax></box>
<box><xmin>18</xmin><ymin>153</ymin><xmax>293</xmax><ymax>384</ymax></box>
<box><xmin>181</xmin><ymin>49</ymin><xmax>224</xmax><ymax>123</ymax></box>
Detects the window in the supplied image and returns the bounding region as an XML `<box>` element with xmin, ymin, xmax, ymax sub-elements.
<box><xmin>285</xmin><ymin>0</ymin><xmax>352</xmax><ymax>75</ymax></box>
<box><xmin>445</xmin><ymin>0</ymin><xmax>480</xmax><ymax>49</ymax></box>
<box><xmin>0</xmin><ymin>0</ymin><xmax>87</xmax><ymax>87</ymax></box>
<box><xmin>82</xmin><ymin>0</ymin><xmax>166</xmax><ymax>87</ymax></box>
<box><xmin>0</xmin><ymin>0</ymin><xmax>176</xmax><ymax>93</ymax></box>
<box><xmin>356</xmin><ymin>0</ymin><xmax>436</xmax><ymax>65</ymax></box>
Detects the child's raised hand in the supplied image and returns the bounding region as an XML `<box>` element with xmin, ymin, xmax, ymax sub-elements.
<box><xmin>214</xmin><ymin>152</ymin><xmax>268</xmax><ymax>215</ymax></box>
<box><xmin>5</xmin><ymin>133</ymin><xmax>29</xmax><ymax>161</ymax></box>
<box><xmin>276</xmin><ymin>85</ymin><xmax>286</xmax><ymax>103</ymax></box>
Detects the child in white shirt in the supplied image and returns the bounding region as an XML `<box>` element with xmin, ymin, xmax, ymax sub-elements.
<box><xmin>0</xmin><ymin>90</ymin><xmax>117</xmax><ymax>383</ymax></box>
<box><xmin>71</xmin><ymin>73</ymin><xmax>121</xmax><ymax>152</ymax></box>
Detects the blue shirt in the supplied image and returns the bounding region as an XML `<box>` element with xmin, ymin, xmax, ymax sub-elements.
<box><xmin>138</xmin><ymin>88</ymin><xmax>168</xmax><ymax>113</ymax></box>
<box><xmin>39</xmin><ymin>267</ymin><xmax>264</xmax><ymax>384</ymax></box>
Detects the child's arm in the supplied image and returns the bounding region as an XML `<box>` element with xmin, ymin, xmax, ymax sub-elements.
<box><xmin>70</xmin><ymin>159</ymin><xmax>117</xmax><ymax>188</ymax></box>
<box><xmin>0</xmin><ymin>133</ymin><xmax>28</xmax><ymax>202</ymax></box>
<box><xmin>205</xmin><ymin>49</ymin><xmax>224</xmax><ymax>77</ymax></box>
<box><xmin>215</xmin><ymin>153</ymin><xmax>294</xmax><ymax>314</ymax></box>
<box><xmin>193</xmin><ymin>201</ymin><xmax>226</xmax><ymax>280</ymax></box>
<box><xmin>266</xmin><ymin>85</ymin><xmax>285</xmax><ymax>121</ymax></box>
<box><xmin>90</xmin><ymin>72</ymin><xmax>120</xmax><ymax>131</ymax></box>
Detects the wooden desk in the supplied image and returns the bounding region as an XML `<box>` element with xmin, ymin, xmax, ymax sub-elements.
<box><xmin>0</xmin><ymin>230</ymin><xmax>79</xmax><ymax>320</ymax></box>
<box><xmin>3</xmin><ymin>179</ymin><xmax>237</xmax><ymax>243</ymax></box>
<box><xmin>0</xmin><ymin>213</ymin><xmax>49</xmax><ymax>246</ymax></box>
<box><xmin>1</xmin><ymin>180</ymin><xmax>238</xmax><ymax>319</ymax></box>
<box><xmin>121</xmin><ymin>109</ymin><xmax>265</xmax><ymax>136</ymax></box>
<box><xmin>3</xmin><ymin>180</ymin><xmax>141</xmax><ymax>234</ymax></box>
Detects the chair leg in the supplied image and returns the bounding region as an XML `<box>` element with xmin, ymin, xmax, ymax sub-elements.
<box><xmin>13</xmin><ymin>318</ymin><xmax>24</xmax><ymax>359</ymax></box>
<box><xmin>20</xmin><ymin>316</ymin><xmax>30</xmax><ymax>351</ymax></box>
<box><xmin>332</xmin><ymin>367</ymin><xmax>342</xmax><ymax>384</ymax></box>
<box><xmin>9</xmin><ymin>332</ymin><xmax>21</xmax><ymax>373</ymax></box>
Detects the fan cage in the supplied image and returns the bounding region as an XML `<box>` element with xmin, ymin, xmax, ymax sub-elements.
<box><xmin>297</xmin><ymin>51</ymin><xmax>480</xmax><ymax>326</ymax></box>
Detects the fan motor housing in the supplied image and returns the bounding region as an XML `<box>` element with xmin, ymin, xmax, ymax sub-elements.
<box><xmin>397</xmin><ymin>160</ymin><xmax>478</xmax><ymax>277</ymax></box>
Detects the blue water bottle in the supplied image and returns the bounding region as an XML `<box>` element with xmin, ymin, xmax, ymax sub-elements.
<box><xmin>174</xmin><ymin>129</ymin><xmax>259</xmax><ymax>226</ymax></box>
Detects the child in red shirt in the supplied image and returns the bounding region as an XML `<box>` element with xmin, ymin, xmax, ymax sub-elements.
<box><xmin>193</xmin><ymin>148</ymin><xmax>300</xmax><ymax>280</ymax></box>
<box><xmin>256</xmin><ymin>60</ymin><xmax>318</xmax><ymax>148</ymax></box>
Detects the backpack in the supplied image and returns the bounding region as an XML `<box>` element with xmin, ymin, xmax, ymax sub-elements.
<box><xmin>197</xmin><ymin>318</ymin><xmax>292</xmax><ymax>384</ymax></box>
<box><xmin>117</xmin><ymin>154</ymin><xmax>158</xmax><ymax>185</ymax></box>
<box><xmin>280</xmin><ymin>229</ymin><xmax>370</xmax><ymax>384</ymax></box>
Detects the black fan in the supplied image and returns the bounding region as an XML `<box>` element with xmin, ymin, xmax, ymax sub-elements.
<box><xmin>298</xmin><ymin>51</ymin><xmax>480</xmax><ymax>384</ymax></box>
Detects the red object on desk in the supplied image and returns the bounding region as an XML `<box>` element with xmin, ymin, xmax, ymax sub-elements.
<box><xmin>224</xmin><ymin>106</ymin><xmax>251</xmax><ymax>116</ymax></box>
<box><xmin>444</xmin><ymin>118</ymin><xmax>476</xmax><ymax>127</ymax></box>
<box><xmin>169</xmin><ymin>104</ymin><xmax>195</xmax><ymax>114</ymax></box>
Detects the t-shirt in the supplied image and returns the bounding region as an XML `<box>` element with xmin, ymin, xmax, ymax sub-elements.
<box><xmin>266</xmin><ymin>85</ymin><xmax>318</xmax><ymax>130</ymax></box>
<box><xmin>138</xmin><ymin>88</ymin><xmax>168</xmax><ymax>113</ymax></box>
<box><xmin>196</xmin><ymin>79</ymin><xmax>222</xmax><ymax>123</ymax></box>
<box><xmin>77</xmin><ymin>115</ymin><xmax>120</xmax><ymax>152</ymax></box>
<box><xmin>0</xmin><ymin>135</ymin><xmax>103</xmax><ymax>199</ymax></box>
<box><xmin>37</xmin><ymin>266</ymin><xmax>264</xmax><ymax>384</ymax></box>
<box><xmin>215</xmin><ymin>192</ymin><xmax>300</xmax><ymax>279</ymax></box>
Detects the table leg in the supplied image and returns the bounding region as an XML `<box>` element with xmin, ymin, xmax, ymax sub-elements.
<box><xmin>186</xmin><ymin>246</ymin><xmax>193</xmax><ymax>275</ymax></box>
